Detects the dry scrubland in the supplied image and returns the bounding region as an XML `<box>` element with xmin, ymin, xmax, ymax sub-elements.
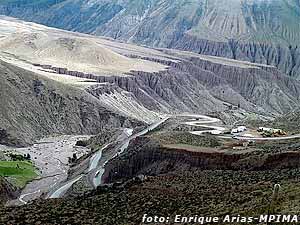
<box><xmin>1</xmin><ymin>169</ymin><xmax>300</xmax><ymax>225</ymax></box>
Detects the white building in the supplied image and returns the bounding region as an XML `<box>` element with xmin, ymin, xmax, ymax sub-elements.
<box><xmin>237</xmin><ymin>126</ymin><xmax>247</xmax><ymax>132</ymax></box>
<box><xmin>231</xmin><ymin>129</ymin><xmax>239</xmax><ymax>134</ymax></box>
<box><xmin>258</xmin><ymin>127</ymin><xmax>273</xmax><ymax>132</ymax></box>
<box><xmin>231</xmin><ymin>126</ymin><xmax>247</xmax><ymax>134</ymax></box>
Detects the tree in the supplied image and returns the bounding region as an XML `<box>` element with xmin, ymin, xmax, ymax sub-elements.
<box><xmin>68</xmin><ymin>157</ymin><xmax>72</xmax><ymax>164</ymax></box>
<box><xmin>72</xmin><ymin>153</ymin><xmax>77</xmax><ymax>161</ymax></box>
<box><xmin>25</xmin><ymin>153</ymin><xmax>31</xmax><ymax>160</ymax></box>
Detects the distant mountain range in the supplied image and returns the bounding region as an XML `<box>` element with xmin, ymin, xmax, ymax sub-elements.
<box><xmin>0</xmin><ymin>0</ymin><xmax>299</xmax><ymax>77</ymax></box>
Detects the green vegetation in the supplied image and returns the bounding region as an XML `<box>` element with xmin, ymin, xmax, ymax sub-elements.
<box><xmin>75</xmin><ymin>140</ymin><xmax>88</xmax><ymax>147</ymax></box>
<box><xmin>0</xmin><ymin>161</ymin><xmax>37</xmax><ymax>188</ymax></box>
<box><xmin>8</xmin><ymin>153</ymin><xmax>31</xmax><ymax>161</ymax></box>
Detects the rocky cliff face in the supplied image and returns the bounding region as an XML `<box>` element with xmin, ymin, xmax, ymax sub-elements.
<box><xmin>35</xmin><ymin>50</ymin><xmax>300</xmax><ymax>116</ymax></box>
<box><xmin>0</xmin><ymin>178</ymin><xmax>18</xmax><ymax>205</ymax></box>
<box><xmin>0</xmin><ymin>0</ymin><xmax>299</xmax><ymax>77</ymax></box>
<box><xmin>173</xmin><ymin>36</ymin><xmax>300</xmax><ymax>78</ymax></box>
<box><xmin>103</xmin><ymin>137</ymin><xmax>240</xmax><ymax>183</ymax></box>
<box><xmin>103</xmin><ymin>136</ymin><xmax>300</xmax><ymax>184</ymax></box>
<box><xmin>0</xmin><ymin>60</ymin><xmax>140</xmax><ymax>146</ymax></box>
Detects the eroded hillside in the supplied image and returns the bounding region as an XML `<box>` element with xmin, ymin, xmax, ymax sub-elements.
<box><xmin>0</xmin><ymin>0</ymin><xmax>299</xmax><ymax>77</ymax></box>
<box><xmin>0</xmin><ymin>16</ymin><xmax>299</xmax><ymax>123</ymax></box>
<box><xmin>0</xmin><ymin>59</ymin><xmax>141</xmax><ymax>146</ymax></box>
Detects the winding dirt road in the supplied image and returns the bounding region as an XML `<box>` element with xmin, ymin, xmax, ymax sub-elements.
<box><xmin>181</xmin><ymin>114</ymin><xmax>226</xmax><ymax>135</ymax></box>
<box><xmin>35</xmin><ymin>114</ymin><xmax>300</xmax><ymax>200</ymax></box>
<box><xmin>234</xmin><ymin>134</ymin><xmax>300</xmax><ymax>141</ymax></box>
<box><xmin>181</xmin><ymin>114</ymin><xmax>300</xmax><ymax>141</ymax></box>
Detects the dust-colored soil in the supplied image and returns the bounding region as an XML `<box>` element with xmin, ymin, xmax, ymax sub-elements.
<box><xmin>163</xmin><ymin>144</ymin><xmax>219</xmax><ymax>153</ymax></box>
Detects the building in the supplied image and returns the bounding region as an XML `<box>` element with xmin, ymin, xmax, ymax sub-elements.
<box><xmin>258</xmin><ymin>127</ymin><xmax>273</xmax><ymax>132</ymax></box>
<box><xmin>237</xmin><ymin>126</ymin><xmax>247</xmax><ymax>132</ymax></box>
<box><xmin>231</xmin><ymin>126</ymin><xmax>247</xmax><ymax>134</ymax></box>
<box><xmin>258</xmin><ymin>127</ymin><xmax>286</xmax><ymax>136</ymax></box>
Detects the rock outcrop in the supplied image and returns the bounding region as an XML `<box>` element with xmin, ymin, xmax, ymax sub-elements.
<box><xmin>0</xmin><ymin>60</ymin><xmax>140</xmax><ymax>146</ymax></box>
<box><xmin>34</xmin><ymin>50</ymin><xmax>300</xmax><ymax>116</ymax></box>
<box><xmin>0</xmin><ymin>16</ymin><xmax>299</xmax><ymax>119</ymax></box>
<box><xmin>173</xmin><ymin>36</ymin><xmax>300</xmax><ymax>78</ymax></box>
<box><xmin>103</xmin><ymin>136</ymin><xmax>300</xmax><ymax>184</ymax></box>
<box><xmin>0</xmin><ymin>178</ymin><xmax>18</xmax><ymax>205</ymax></box>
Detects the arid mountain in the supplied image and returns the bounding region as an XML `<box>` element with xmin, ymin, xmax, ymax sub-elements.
<box><xmin>0</xmin><ymin>0</ymin><xmax>299</xmax><ymax>77</ymax></box>
<box><xmin>0</xmin><ymin>4</ymin><xmax>300</xmax><ymax>221</ymax></box>
<box><xmin>0</xmin><ymin>59</ymin><xmax>142</xmax><ymax>146</ymax></box>
<box><xmin>0</xmin><ymin>16</ymin><xmax>300</xmax><ymax>131</ymax></box>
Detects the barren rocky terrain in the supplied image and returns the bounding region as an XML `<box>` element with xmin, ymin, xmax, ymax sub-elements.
<box><xmin>0</xmin><ymin>16</ymin><xmax>299</xmax><ymax>124</ymax></box>
<box><xmin>0</xmin><ymin>0</ymin><xmax>299</xmax><ymax>77</ymax></box>
<box><xmin>0</xmin><ymin>58</ymin><xmax>141</xmax><ymax>146</ymax></box>
<box><xmin>0</xmin><ymin>3</ymin><xmax>300</xmax><ymax>224</ymax></box>
<box><xmin>0</xmin><ymin>177</ymin><xmax>18</xmax><ymax>206</ymax></box>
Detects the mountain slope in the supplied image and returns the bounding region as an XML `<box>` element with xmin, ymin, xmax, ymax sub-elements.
<box><xmin>0</xmin><ymin>177</ymin><xmax>18</xmax><ymax>205</ymax></box>
<box><xmin>0</xmin><ymin>17</ymin><xmax>300</xmax><ymax>122</ymax></box>
<box><xmin>0</xmin><ymin>0</ymin><xmax>299</xmax><ymax>77</ymax></box>
<box><xmin>0</xmin><ymin>59</ymin><xmax>141</xmax><ymax>146</ymax></box>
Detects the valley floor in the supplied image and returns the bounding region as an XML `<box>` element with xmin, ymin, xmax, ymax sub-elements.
<box><xmin>1</xmin><ymin>114</ymin><xmax>300</xmax><ymax>224</ymax></box>
<box><xmin>1</xmin><ymin>135</ymin><xmax>91</xmax><ymax>205</ymax></box>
